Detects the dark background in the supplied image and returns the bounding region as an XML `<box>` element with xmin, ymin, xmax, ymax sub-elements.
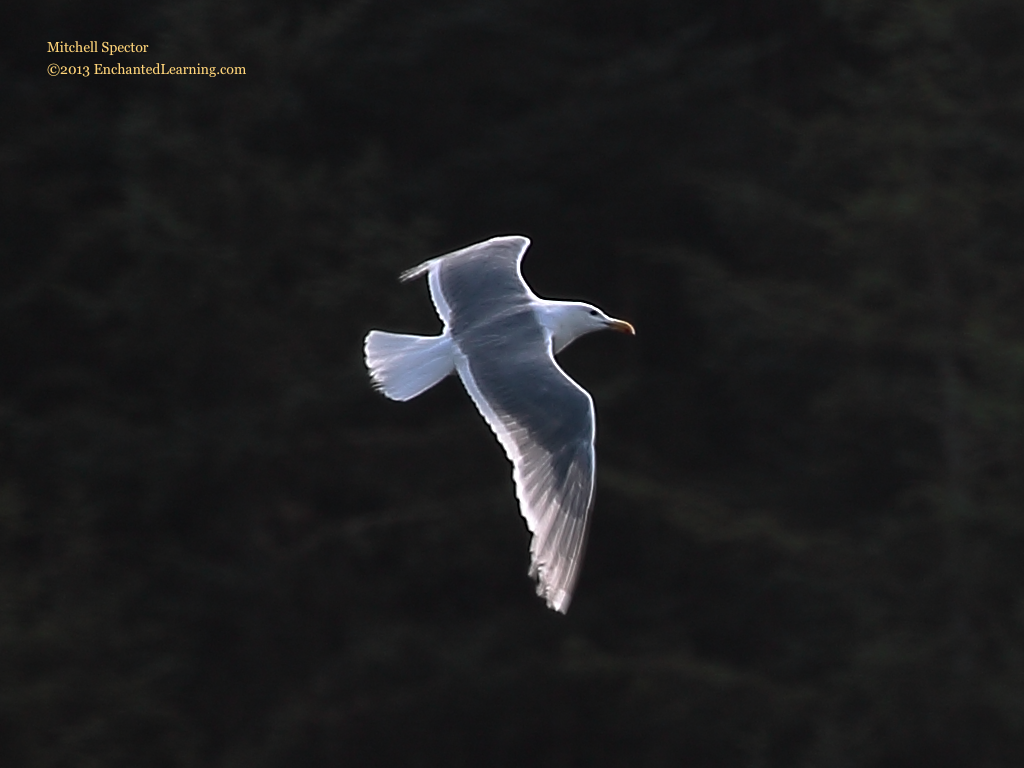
<box><xmin>5</xmin><ymin>0</ymin><xmax>1024</xmax><ymax>765</ymax></box>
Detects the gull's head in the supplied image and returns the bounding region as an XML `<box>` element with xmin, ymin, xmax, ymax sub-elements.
<box><xmin>546</xmin><ymin>301</ymin><xmax>635</xmax><ymax>354</ymax></box>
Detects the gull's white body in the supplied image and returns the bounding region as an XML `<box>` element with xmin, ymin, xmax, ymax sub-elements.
<box><xmin>364</xmin><ymin>300</ymin><xmax>617</xmax><ymax>401</ymax></box>
<box><xmin>364</xmin><ymin>235</ymin><xmax>633</xmax><ymax>612</ymax></box>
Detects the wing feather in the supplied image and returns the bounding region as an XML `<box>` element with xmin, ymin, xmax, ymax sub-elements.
<box><xmin>400</xmin><ymin>236</ymin><xmax>531</xmax><ymax>327</ymax></box>
<box><xmin>451</xmin><ymin>340</ymin><xmax>595</xmax><ymax>613</ymax></box>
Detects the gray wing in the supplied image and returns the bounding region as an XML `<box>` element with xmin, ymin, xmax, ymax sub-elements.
<box><xmin>401</xmin><ymin>236</ymin><xmax>594</xmax><ymax>612</ymax></box>
<box><xmin>454</xmin><ymin>319</ymin><xmax>595</xmax><ymax>613</ymax></box>
<box><xmin>400</xmin><ymin>235</ymin><xmax>532</xmax><ymax>329</ymax></box>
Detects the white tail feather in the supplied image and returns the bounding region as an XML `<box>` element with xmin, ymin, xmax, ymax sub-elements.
<box><xmin>364</xmin><ymin>330</ymin><xmax>455</xmax><ymax>401</ymax></box>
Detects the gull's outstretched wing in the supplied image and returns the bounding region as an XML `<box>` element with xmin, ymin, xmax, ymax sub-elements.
<box><xmin>401</xmin><ymin>235</ymin><xmax>595</xmax><ymax>612</ymax></box>
<box><xmin>400</xmin><ymin>235</ymin><xmax>532</xmax><ymax>329</ymax></box>
<box><xmin>454</xmin><ymin>319</ymin><xmax>595</xmax><ymax>613</ymax></box>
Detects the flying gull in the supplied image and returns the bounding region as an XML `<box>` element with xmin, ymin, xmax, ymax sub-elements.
<box><xmin>363</xmin><ymin>235</ymin><xmax>634</xmax><ymax>612</ymax></box>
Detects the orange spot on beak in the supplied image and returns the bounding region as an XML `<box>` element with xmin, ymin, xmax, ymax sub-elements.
<box><xmin>608</xmin><ymin>318</ymin><xmax>635</xmax><ymax>335</ymax></box>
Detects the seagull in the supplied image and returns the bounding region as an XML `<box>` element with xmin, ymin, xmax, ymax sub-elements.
<box><xmin>363</xmin><ymin>235</ymin><xmax>634</xmax><ymax>612</ymax></box>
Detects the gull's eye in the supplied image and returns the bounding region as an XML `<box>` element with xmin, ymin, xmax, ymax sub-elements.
<box><xmin>588</xmin><ymin>309</ymin><xmax>598</xmax><ymax>317</ymax></box>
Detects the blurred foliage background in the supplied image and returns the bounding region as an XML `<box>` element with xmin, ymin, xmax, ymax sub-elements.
<box><xmin>5</xmin><ymin>0</ymin><xmax>1024</xmax><ymax>765</ymax></box>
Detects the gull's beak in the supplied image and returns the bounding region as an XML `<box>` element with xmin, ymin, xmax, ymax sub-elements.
<box><xmin>606</xmin><ymin>318</ymin><xmax>636</xmax><ymax>335</ymax></box>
